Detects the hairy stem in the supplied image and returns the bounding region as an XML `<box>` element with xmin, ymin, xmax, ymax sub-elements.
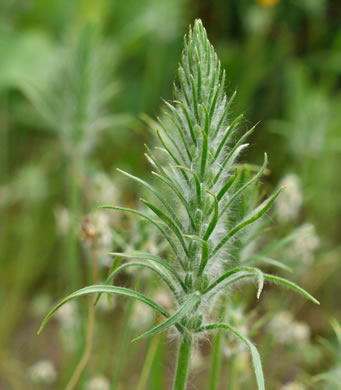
<box><xmin>172</xmin><ymin>333</ymin><xmax>192</xmax><ymax>390</ymax></box>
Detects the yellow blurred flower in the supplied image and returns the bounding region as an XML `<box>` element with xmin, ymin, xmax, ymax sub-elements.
<box><xmin>256</xmin><ymin>0</ymin><xmax>280</xmax><ymax>7</ymax></box>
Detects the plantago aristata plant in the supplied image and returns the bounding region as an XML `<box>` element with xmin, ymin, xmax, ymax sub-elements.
<box><xmin>39</xmin><ymin>20</ymin><xmax>319</xmax><ymax>390</ymax></box>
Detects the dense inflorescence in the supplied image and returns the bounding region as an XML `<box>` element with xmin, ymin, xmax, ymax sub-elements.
<box><xmin>39</xmin><ymin>20</ymin><xmax>319</xmax><ymax>390</ymax></box>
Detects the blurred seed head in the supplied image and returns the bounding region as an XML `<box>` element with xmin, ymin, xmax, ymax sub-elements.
<box><xmin>281</xmin><ymin>382</ymin><xmax>306</xmax><ymax>390</ymax></box>
<box><xmin>0</xmin><ymin>164</ymin><xmax>48</xmax><ymax>206</ymax></box>
<box><xmin>28</xmin><ymin>360</ymin><xmax>57</xmax><ymax>385</ymax></box>
<box><xmin>54</xmin><ymin>206</ymin><xmax>71</xmax><ymax>236</ymax></box>
<box><xmin>30</xmin><ymin>293</ymin><xmax>52</xmax><ymax>317</ymax></box>
<box><xmin>55</xmin><ymin>301</ymin><xmax>79</xmax><ymax>329</ymax></box>
<box><xmin>154</xmin><ymin>289</ymin><xmax>173</xmax><ymax>312</ymax></box>
<box><xmin>87</xmin><ymin>375</ymin><xmax>110</xmax><ymax>390</ymax></box>
<box><xmin>289</xmin><ymin>223</ymin><xmax>320</xmax><ymax>267</ymax></box>
<box><xmin>276</xmin><ymin>174</ymin><xmax>303</xmax><ymax>222</ymax></box>
<box><xmin>268</xmin><ymin>311</ymin><xmax>310</xmax><ymax>345</ymax></box>
<box><xmin>96</xmin><ymin>294</ymin><xmax>116</xmax><ymax>313</ymax></box>
<box><xmin>89</xmin><ymin>171</ymin><xmax>119</xmax><ymax>206</ymax></box>
<box><xmin>82</xmin><ymin>211</ymin><xmax>114</xmax><ymax>267</ymax></box>
<box><xmin>131</xmin><ymin>301</ymin><xmax>154</xmax><ymax>330</ymax></box>
<box><xmin>246</xmin><ymin>5</ymin><xmax>274</xmax><ymax>34</ymax></box>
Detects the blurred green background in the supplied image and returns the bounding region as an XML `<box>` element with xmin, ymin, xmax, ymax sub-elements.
<box><xmin>0</xmin><ymin>0</ymin><xmax>340</xmax><ymax>389</ymax></box>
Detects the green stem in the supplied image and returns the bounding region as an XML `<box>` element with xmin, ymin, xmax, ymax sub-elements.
<box><xmin>67</xmin><ymin>157</ymin><xmax>82</xmax><ymax>290</ymax></box>
<box><xmin>150</xmin><ymin>334</ymin><xmax>165</xmax><ymax>390</ymax></box>
<box><xmin>228</xmin><ymin>354</ymin><xmax>236</xmax><ymax>390</ymax></box>
<box><xmin>0</xmin><ymin>93</ymin><xmax>8</xmax><ymax>186</ymax></box>
<box><xmin>172</xmin><ymin>333</ymin><xmax>192</xmax><ymax>390</ymax></box>
<box><xmin>65</xmin><ymin>239</ymin><xmax>98</xmax><ymax>390</ymax></box>
<box><xmin>0</xmin><ymin>93</ymin><xmax>9</xmax><ymax>246</ymax></box>
<box><xmin>209</xmin><ymin>294</ymin><xmax>228</xmax><ymax>390</ymax></box>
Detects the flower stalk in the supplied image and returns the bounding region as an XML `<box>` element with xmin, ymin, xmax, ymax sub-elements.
<box><xmin>173</xmin><ymin>333</ymin><xmax>193</xmax><ymax>390</ymax></box>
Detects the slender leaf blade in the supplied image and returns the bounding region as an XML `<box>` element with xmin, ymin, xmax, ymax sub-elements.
<box><xmin>197</xmin><ymin>323</ymin><xmax>265</xmax><ymax>390</ymax></box>
<box><xmin>132</xmin><ymin>292</ymin><xmax>201</xmax><ymax>342</ymax></box>
<box><xmin>263</xmin><ymin>274</ymin><xmax>319</xmax><ymax>305</ymax></box>
<box><xmin>38</xmin><ymin>285</ymin><xmax>170</xmax><ymax>335</ymax></box>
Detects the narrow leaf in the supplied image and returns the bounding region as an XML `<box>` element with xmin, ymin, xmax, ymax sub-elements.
<box><xmin>38</xmin><ymin>285</ymin><xmax>171</xmax><ymax>335</ymax></box>
<box><xmin>219</xmin><ymin>153</ymin><xmax>268</xmax><ymax>218</ymax></box>
<box><xmin>132</xmin><ymin>292</ymin><xmax>201</xmax><ymax>342</ymax></box>
<box><xmin>99</xmin><ymin>205</ymin><xmax>180</xmax><ymax>260</ymax></box>
<box><xmin>152</xmin><ymin>171</ymin><xmax>196</xmax><ymax>230</ymax></box>
<box><xmin>213</xmin><ymin>90</ymin><xmax>237</xmax><ymax>138</ymax></box>
<box><xmin>108</xmin><ymin>252</ymin><xmax>186</xmax><ymax>291</ymax></box>
<box><xmin>183</xmin><ymin>235</ymin><xmax>209</xmax><ymax>276</ymax></box>
<box><xmin>263</xmin><ymin>274</ymin><xmax>320</xmax><ymax>305</ymax></box>
<box><xmin>196</xmin><ymin>323</ymin><xmax>265</xmax><ymax>390</ymax></box>
<box><xmin>213</xmin><ymin>187</ymin><xmax>282</xmax><ymax>256</ymax></box>
<box><xmin>214</xmin><ymin>142</ymin><xmax>249</xmax><ymax>186</ymax></box>
<box><xmin>205</xmin><ymin>267</ymin><xmax>263</xmax><ymax>296</ymax></box>
<box><xmin>103</xmin><ymin>261</ymin><xmax>179</xmax><ymax>300</ymax></box>
<box><xmin>162</xmin><ymin>106</ymin><xmax>193</xmax><ymax>161</ymax></box>
<box><xmin>118</xmin><ymin>168</ymin><xmax>183</xmax><ymax>230</ymax></box>
<box><xmin>214</xmin><ymin>113</ymin><xmax>244</xmax><ymax>161</ymax></box>
<box><xmin>140</xmin><ymin>198</ymin><xmax>189</xmax><ymax>258</ymax></box>
<box><xmin>200</xmin><ymin>128</ymin><xmax>208</xmax><ymax>178</ymax></box>
<box><xmin>203</xmin><ymin>191</ymin><xmax>219</xmax><ymax>241</ymax></box>
<box><xmin>176</xmin><ymin>165</ymin><xmax>201</xmax><ymax>205</ymax></box>
<box><xmin>245</xmin><ymin>255</ymin><xmax>293</xmax><ymax>272</ymax></box>
<box><xmin>217</xmin><ymin>169</ymin><xmax>237</xmax><ymax>201</ymax></box>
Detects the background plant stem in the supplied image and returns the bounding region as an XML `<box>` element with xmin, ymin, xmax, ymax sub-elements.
<box><xmin>110</xmin><ymin>278</ymin><xmax>141</xmax><ymax>390</ymax></box>
<box><xmin>209</xmin><ymin>294</ymin><xmax>228</xmax><ymax>390</ymax></box>
<box><xmin>65</xmin><ymin>234</ymin><xmax>98</xmax><ymax>390</ymax></box>
<box><xmin>136</xmin><ymin>328</ymin><xmax>162</xmax><ymax>390</ymax></box>
<box><xmin>227</xmin><ymin>354</ymin><xmax>236</xmax><ymax>390</ymax></box>
<box><xmin>66</xmin><ymin>156</ymin><xmax>82</xmax><ymax>290</ymax></box>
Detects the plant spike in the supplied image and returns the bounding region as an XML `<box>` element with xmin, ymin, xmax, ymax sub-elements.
<box><xmin>39</xmin><ymin>19</ymin><xmax>319</xmax><ymax>390</ymax></box>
